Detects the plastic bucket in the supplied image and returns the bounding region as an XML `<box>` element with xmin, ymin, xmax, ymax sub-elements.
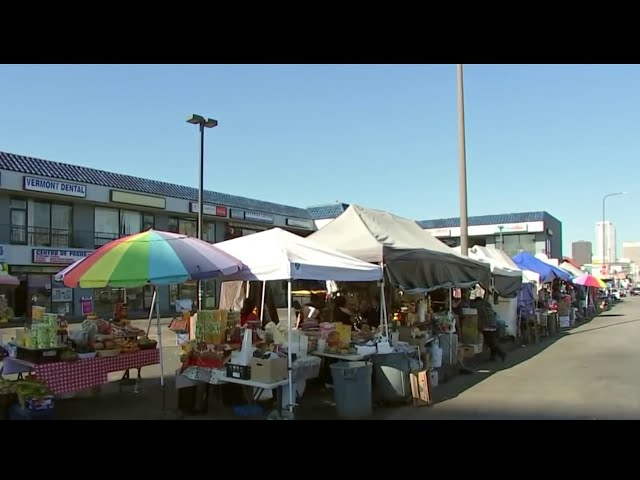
<box><xmin>330</xmin><ymin>361</ymin><xmax>373</xmax><ymax>419</ymax></box>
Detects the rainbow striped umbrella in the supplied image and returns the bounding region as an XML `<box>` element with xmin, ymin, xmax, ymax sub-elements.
<box><xmin>57</xmin><ymin>229</ymin><xmax>243</xmax><ymax>288</ymax></box>
<box><xmin>572</xmin><ymin>273</ymin><xmax>607</xmax><ymax>289</ymax></box>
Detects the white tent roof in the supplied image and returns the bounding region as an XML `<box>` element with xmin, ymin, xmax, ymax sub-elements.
<box><xmin>214</xmin><ymin>228</ymin><xmax>383</xmax><ymax>282</ymax></box>
<box><xmin>454</xmin><ymin>245</ymin><xmax>521</xmax><ymax>278</ymax></box>
<box><xmin>560</xmin><ymin>261</ymin><xmax>583</xmax><ymax>277</ymax></box>
<box><xmin>488</xmin><ymin>246</ymin><xmax>540</xmax><ymax>285</ymax></box>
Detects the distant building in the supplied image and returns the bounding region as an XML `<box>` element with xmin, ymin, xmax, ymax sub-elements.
<box><xmin>307</xmin><ymin>203</ymin><xmax>350</xmax><ymax>229</ymax></box>
<box><xmin>622</xmin><ymin>242</ymin><xmax>640</xmax><ymax>266</ymax></box>
<box><xmin>419</xmin><ymin>211</ymin><xmax>563</xmax><ymax>259</ymax></box>
<box><xmin>595</xmin><ymin>221</ymin><xmax>617</xmax><ymax>263</ymax></box>
<box><xmin>571</xmin><ymin>241</ymin><xmax>592</xmax><ymax>267</ymax></box>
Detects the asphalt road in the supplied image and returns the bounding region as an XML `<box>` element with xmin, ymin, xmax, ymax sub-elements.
<box><xmin>387</xmin><ymin>297</ymin><xmax>640</xmax><ymax>420</ymax></box>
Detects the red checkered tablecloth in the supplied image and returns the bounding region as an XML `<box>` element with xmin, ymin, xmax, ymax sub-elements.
<box><xmin>32</xmin><ymin>349</ymin><xmax>160</xmax><ymax>395</ymax></box>
<box><xmin>101</xmin><ymin>349</ymin><xmax>160</xmax><ymax>372</ymax></box>
<box><xmin>35</xmin><ymin>358</ymin><xmax>107</xmax><ymax>395</ymax></box>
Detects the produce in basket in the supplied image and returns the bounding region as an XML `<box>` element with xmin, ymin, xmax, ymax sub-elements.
<box><xmin>137</xmin><ymin>336</ymin><xmax>157</xmax><ymax>350</ymax></box>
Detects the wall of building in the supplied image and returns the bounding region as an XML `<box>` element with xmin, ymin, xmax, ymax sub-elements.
<box><xmin>0</xmin><ymin>170</ymin><xmax>314</xmax><ymax>319</ymax></box>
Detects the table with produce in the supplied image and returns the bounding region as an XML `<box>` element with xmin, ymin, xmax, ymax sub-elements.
<box><xmin>1</xmin><ymin>317</ymin><xmax>160</xmax><ymax>396</ymax></box>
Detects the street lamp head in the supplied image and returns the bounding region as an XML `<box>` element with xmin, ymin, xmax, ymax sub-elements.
<box><xmin>186</xmin><ymin>114</ymin><xmax>206</xmax><ymax>125</ymax></box>
<box><xmin>203</xmin><ymin>118</ymin><xmax>218</xmax><ymax>129</ymax></box>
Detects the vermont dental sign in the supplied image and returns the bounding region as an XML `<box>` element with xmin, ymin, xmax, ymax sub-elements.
<box><xmin>23</xmin><ymin>176</ymin><xmax>87</xmax><ymax>198</ymax></box>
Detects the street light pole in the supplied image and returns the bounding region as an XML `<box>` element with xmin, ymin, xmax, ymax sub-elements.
<box><xmin>601</xmin><ymin>191</ymin><xmax>626</xmax><ymax>280</ymax></box>
<box><xmin>457</xmin><ymin>64</ymin><xmax>469</xmax><ymax>256</ymax></box>
<box><xmin>186</xmin><ymin>114</ymin><xmax>218</xmax><ymax>310</ymax></box>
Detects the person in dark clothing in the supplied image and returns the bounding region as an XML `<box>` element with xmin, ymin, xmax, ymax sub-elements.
<box><xmin>473</xmin><ymin>297</ymin><xmax>506</xmax><ymax>362</ymax></box>
<box><xmin>361</xmin><ymin>296</ymin><xmax>381</xmax><ymax>328</ymax></box>
<box><xmin>333</xmin><ymin>296</ymin><xmax>353</xmax><ymax>326</ymax></box>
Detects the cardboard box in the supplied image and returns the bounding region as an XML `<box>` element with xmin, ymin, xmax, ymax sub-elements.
<box><xmin>461</xmin><ymin>314</ymin><xmax>479</xmax><ymax>344</ymax></box>
<box><xmin>459</xmin><ymin>345</ymin><xmax>476</xmax><ymax>358</ymax></box>
<box><xmin>410</xmin><ymin>370</ymin><xmax>432</xmax><ymax>406</ymax></box>
<box><xmin>251</xmin><ymin>356</ymin><xmax>288</xmax><ymax>384</ymax></box>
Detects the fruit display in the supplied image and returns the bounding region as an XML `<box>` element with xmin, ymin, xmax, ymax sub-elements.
<box><xmin>119</xmin><ymin>339</ymin><xmax>140</xmax><ymax>354</ymax></box>
<box><xmin>137</xmin><ymin>336</ymin><xmax>157</xmax><ymax>350</ymax></box>
<box><xmin>326</xmin><ymin>345</ymin><xmax>357</xmax><ymax>355</ymax></box>
<box><xmin>8</xmin><ymin>377</ymin><xmax>50</xmax><ymax>409</ymax></box>
<box><xmin>60</xmin><ymin>350</ymin><xmax>79</xmax><ymax>362</ymax></box>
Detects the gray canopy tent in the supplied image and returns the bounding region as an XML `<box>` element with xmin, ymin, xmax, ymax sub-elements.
<box><xmin>308</xmin><ymin>204</ymin><xmax>491</xmax><ymax>292</ymax></box>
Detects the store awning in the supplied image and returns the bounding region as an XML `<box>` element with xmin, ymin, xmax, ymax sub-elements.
<box><xmin>0</xmin><ymin>274</ymin><xmax>20</xmax><ymax>287</ymax></box>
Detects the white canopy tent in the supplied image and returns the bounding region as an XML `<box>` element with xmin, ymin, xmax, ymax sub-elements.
<box><xmin>453</xmin><ymin>245</ymin><xmax>523</xmax><ymax>297</ymax></box>
<box><xmin>488</xmin><ymin>246</ymin><xmax>541</xmax><ymax>288</ymax></box>
<box><xmin>214</xmin><ymin>228</ymin><xmax>384</xmax><ymax>413</ymax></box>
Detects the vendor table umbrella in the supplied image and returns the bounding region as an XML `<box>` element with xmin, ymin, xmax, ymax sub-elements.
<box><xmin>55</xmin><ymin>229</ymin><xmax>243</xmax><ymax>402</ymax></box>
<box><xmin>572</xmin><ymin>273</ymin><xmax>607</xmax><ymax>289</ymax></box>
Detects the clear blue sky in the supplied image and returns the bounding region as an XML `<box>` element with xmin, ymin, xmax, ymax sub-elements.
<box><xmin>0</xmin><ymin>64</ymin><xmax>638</xmax><ymax>256</ymax></box>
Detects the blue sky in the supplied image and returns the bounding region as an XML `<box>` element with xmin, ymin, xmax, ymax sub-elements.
<box><xmin>0</xmin><ymin>64</ymin><xmax>638</xmax><ymax>256</ymax></box>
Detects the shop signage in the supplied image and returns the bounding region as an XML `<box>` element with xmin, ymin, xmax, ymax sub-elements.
<box><xmin>230</xmin><ymin>209</ymin><xmax>245</xmax><ymax>220</ymax></box>
<box><xmin>429</xmin><ymin>228</ymin><xmax>451</xmax><ymax>237</ymax></box>
<box><xmin>110</xmin><ymin>190</ymin><xmax>166</xmax><ymax>209</ymax></box>
<box><xmin>190</xmin><ymin>202</ymin><xmax>228</xmax><ymax>217</ymax></box>
<box><xmin>32</xmin><ymin>249</ymin><xmax>92</xmax><ymax>265</ymax></box>
<box><xmin>52</xmin><ymin>287</ymin><xmax>73</xmax><ymax>302</ymax></box>
<box><xmin>286</xmin><ymin>218</ymin><xmax>313</xmax><ymax>229</ymax></box>
<box><xmin>244</xmin><ymin>211</ymin><xmax>274</xmax><ymax>224</ymax></box>
<box><xmin>496</xmin><ymin>223</ymin><xmax>528</xmax><ymax>233</ymax></box>
<box><xmin>23</xmin><ymin>176</ymin><xmax>87</xmax><ymax>198</ymax></box>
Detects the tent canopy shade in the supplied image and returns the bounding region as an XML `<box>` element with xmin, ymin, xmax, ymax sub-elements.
<box><xmin>308</xmin><ymin>204</ymin><xmax>490</xmax><ymax>291</ymax></box>
<box><xmin>512</xmin><ymin>252</ymin><xmax>571</xmax><ymax>284</ymax></box>
<box><xmin>455</xmin><ymin>245</ymin><xmax>523</xmax><ymax>298</ymax></box>
<box><xmin>214</xmin><ymin>228</ymin><xmax>383</xmax><ymax>282</ymax></box>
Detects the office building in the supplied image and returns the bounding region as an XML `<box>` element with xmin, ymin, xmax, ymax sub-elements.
<box><xmin>595</xmin><ymin>221</ymin><xmax>617</xmax><ymax>263</ymax></box>
<box><xmin>0</xmin><ymin>151</ymin><xmax>315</xmax><ymax>318</ymax></box>
<box><xmin>419</xmin><ymin>211</ymin><xmax>563</xmax><ymax>259</ymax></box>
<box><xmin>571</xmin><ymin>241</ymin><xmax>592</xmax><ymax>267</ymax></box>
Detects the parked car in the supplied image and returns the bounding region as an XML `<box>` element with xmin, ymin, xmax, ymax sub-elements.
<box><xmin>631</xmin><ymin>287</ymin><xmax>640</xmax><ymax>296</ymax></box>
<box><xmin>611</xmin><ymin>288</ymin><xmax>621</xmax><ymax>301</ymax></box>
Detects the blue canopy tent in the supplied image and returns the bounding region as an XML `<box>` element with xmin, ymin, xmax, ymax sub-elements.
<box><xmin>512</xmin><ymin>252</ymin><xmax>572</xmax><ymax>284</ymax></box>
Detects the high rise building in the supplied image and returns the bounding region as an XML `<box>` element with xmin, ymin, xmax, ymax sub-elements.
<box><xmin>595</xmin><ymin>221</ymin><xmax>617</xmax><ymax>263</ymax></box>
<box><xmin>622</xmin><ymin>242</ymin><xmax>640</xmax><ymax>266</ymax></box>
<box><xmin>571</xmin><ymin>241</ymin><xmax>592</xmax><ymax>267</ymax></box>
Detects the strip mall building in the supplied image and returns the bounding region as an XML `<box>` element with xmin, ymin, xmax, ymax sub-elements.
<box><xmin>0</xmin><ymin>151</ymin><xmax>315</xmax><ymax>318</ymax></box>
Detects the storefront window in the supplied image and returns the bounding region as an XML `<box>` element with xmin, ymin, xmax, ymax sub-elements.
<box><xmin>28</xmin><ymin>274</ymin><xmax>51</xmax><ymax>317</ymax></box>
<box><xmin>95</xmin><ymin>207</ymin><xmax>119</xmax><ymax>247</ymax></box>
<box><xmin>143</xmin><ymin>214</ymin><xmax>155</xmax><ymax>231</ymax></box>
<box><xmin>502</xmin><ymin>234</ymin><xmax>536</xmax><ymax>257</ymax></box>
<box><xmin>179</xmin><ymin>219</ymin><xmax>197</xmax><ymax>237</ymax></box>
<box><xmin>10</xmin><ymin>199</ymin><xmax>27</xmax><ymax>245</ymax></box>
<box><xmin>203</xmin><ymin>222</ymin><xmax>216</xmax><ymax>243</ymax></box>
<box><xmin>51</xmin><ymin>278</ymin><xmax>73</xmax><ymax>315</ymax></box>
<box><xmin>51</xmin><ymin>204</ymin><xmax>72</xmax><ymax>246</ymax></box>
<box><xmin>94</xmin><ymin>287</ymin><xmax>125</xmax><ymax>317</ymax></box>
<box><xmin>28</xmin><ymin>201</ymin><xmax>51</xmax><ymax>246</ymax></box>
<box><xmin>168</xmin><ymin>217</ymin><xmax>179</xmax><ymax>233</ymax></box>
<box><xmin>120</xmin><ymin>210</ymin><xmax>142</xmax><ymax>236</ymax></box>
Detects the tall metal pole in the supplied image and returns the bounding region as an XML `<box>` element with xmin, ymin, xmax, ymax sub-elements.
<box><xmin>198</xmin><ymin>124</ymin><xmax>205</xmax><ymax>310</ymax></box>
<box><xmin>457</xmin><ymin>64</ymin><xmax>469</xmax><ymax>256</ymax></box>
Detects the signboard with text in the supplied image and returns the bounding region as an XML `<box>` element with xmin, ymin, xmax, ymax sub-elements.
<box><xmin>244</xmin><ymin>211</ymin><xmax>274</xmax><ymax>224</ymax></box>
<box><xmin>32</xmin><ymin>249</ymin><xmax>92</xmax><ymax>265</ymax></box>
<box><xmin>23</xmin><ymin>176</ymin><xmax>87</xmax><ymax>198</ymax></box>
<box><xmin>286</xmin><ymin>218</ymin><xmax>313</xmax><ymax>229</ymax></box>
<box><xmin>190</xmin><ymin>202</ymin><xmax>228</xmax><ymax>217</ymax></box>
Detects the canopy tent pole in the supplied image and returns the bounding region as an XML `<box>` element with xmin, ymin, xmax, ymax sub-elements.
<box><xmin>380</xmin><ymin>263</ymin><xmax>389</xmax><ymax>340</ymax></box>
<box><xmin>152</xmin><ymin>286</ymin><xmax>165</xmax><ymax>412</ymax></box>
<box><xmin>260</xmin><ymin>280</ymin><xmax>267</xmax><ymax>324</ymax></box>
<box><xmin>286</xmin><ymin>280</ymin><xmax>294</xmax><ymax>413</ymax></box>
<box><xmin>448</xmin><ymin>287</ymin><xmax>453</xmax><ymax>365</ymax></box>
<box><xmin>145</xmin><ymin>288</ymin><xmax>157</xmax><ymax>336</ymax></box>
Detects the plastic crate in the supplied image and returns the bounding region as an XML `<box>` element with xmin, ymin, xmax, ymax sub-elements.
<box><xmin>226</xmin><ymin>363</ymin><xmax>251</xmax><ymax>380</ymax></box>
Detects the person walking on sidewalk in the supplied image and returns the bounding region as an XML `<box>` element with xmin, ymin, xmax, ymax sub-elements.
<box><xmin>473</xmin><ymin>296</ymin><xmax>506</xmax><ymax>362</ymax></box>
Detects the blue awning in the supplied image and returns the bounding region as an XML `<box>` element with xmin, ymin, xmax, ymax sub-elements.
<box><xmin>512</xmin><ymin>252</ymin><xmax>572</xmax><ymax>283</ymax></box>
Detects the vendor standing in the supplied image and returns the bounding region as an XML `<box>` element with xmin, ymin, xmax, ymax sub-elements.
<box><xmin>333</xmin><ymin>296</ymin><xmax>354</xmax><ymax>326</ymax></box>
<box><xmin>473</xmin><ymin>296</ymin><xmax>506</xmax><ymax>362</ymax></box>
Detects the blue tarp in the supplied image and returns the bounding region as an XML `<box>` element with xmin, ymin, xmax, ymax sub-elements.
<box><xmin>512</xmin><ymin>252</ymin><xmax>572</xmax><ymax>283</ymax></box>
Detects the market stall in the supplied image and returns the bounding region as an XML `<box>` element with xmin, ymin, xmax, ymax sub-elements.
<box><xmin>212</xmin><ymin>227</ymin><xmax>384</xmax><ymax>413</ymax></box>
<box><xmin>50</xmin><ymin>229</ymin><xmax>243</xmax><ymax>412</ymax></box>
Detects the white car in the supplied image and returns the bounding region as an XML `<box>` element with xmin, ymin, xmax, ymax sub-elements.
<box><xmin>610</xmin><ymin>288</ymin><xmax>621</xmax><ymax>300</ymax></box>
